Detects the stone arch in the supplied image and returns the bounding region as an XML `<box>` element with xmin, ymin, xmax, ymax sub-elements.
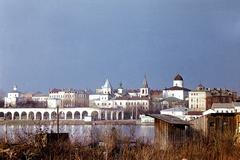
<box><xmin>59</xmin><ymin>111</ymin><xmax>65</xmax><ymax>119</ymax></box>
<box><xmin>43</xmin><ymin>112</ymin><xmax>49</xmax><ymax>120</ymax></box>
<box><xmin>91</xmin><ymin>111</ymin><xmax>99</xmax><ymax>121</ymax></box>
<box><xmin>82</xmin><ymin>111</ymin><xmax>88</xmax><ymax>120</ymax></box>
<box><xmin>21</xmin><ymin>112</ymin><xmax>27</xmax><ymax>120</ymax></box>
<box><xmin>36</xmin><ymin>112</ymin><xmax>42</xmax><ymax>120</ymax></box>
<box><xmin>107</xmin><ymin>111</ymin><xmax>111</xmax><ymax>120</ymax></box>
<box><xmin>29</xmin><ymin>112</ymin><xmax>34</xmax><ymax>120</ymax></box>
<box><xmin>101</xmin><ymin>111</ymin><xmax>105</xmax><ymax>120</ymax></box>
<box><xmin>0</xmin><ymin>112</ymin><xmax>4</xmax><ymax>119</ymax></box>
<box><xmin>51</xmin><ymin>112</ymin><xmax>57</xmax><ymax>120</ymax></box>
<box><xmin>13</xmin><ymin>112</ymin><xmax>20</xmax><ymax>120</ymax></box>
<box><xmin>112</xmin><ymin>112</ymin><xmax>117</xmax><ymax>120</ymax></box>
<box><xmin>66</xmin><ymin>111</ymin><xmax>72</xmax><ymax>119</ymax></box>
<box><xmin>5</xmin><ymin>112</ymin><xmax>12</xmax><ymax>120</ymax></box>
<box><xmin>118</xmin><ymin>112</ymin><xmax>122</xmax><ymax>120</ymax></box>
<box><xmin>74</xmin><ymin>111</ymin><xmax>80</xmax><ymax>119</ymax></box>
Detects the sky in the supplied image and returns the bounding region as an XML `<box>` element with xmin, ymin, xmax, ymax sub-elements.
<box><xmin>0</xmin><ymin>0</ymin><xmax>240</xmax><ymax>93</ymax></box>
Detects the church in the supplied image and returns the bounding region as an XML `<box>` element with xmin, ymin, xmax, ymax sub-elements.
<box><xmin>162</xmin><ymin>74</ymin><xmax>191</xmax><ymax>100</ymax></box>
<box><xmin>89</xmin><ymin>76</ymin><xmax>150</xmax><ymax>110</ymax></box>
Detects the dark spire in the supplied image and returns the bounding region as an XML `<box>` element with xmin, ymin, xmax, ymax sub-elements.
<box><xmin>142</xmin><ymin>74</ymin><xmax>148</xmax><ymax>88</ymax></box>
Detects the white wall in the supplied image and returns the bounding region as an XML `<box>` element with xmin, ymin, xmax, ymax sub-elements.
<box><xmin>173</xmin><ymin>80</ymin><xmax>183</xmax><ymax>87</ymax></box>
<box><xmin>163</xmin><ymin>90</ymin><xmax>184</xmax><ymax>100</ymax></box>
<box><xmin>189</xmin><ymin>91</ymin><xmax>207</xmax><ymax>111</ymax></box>
<box><xmin>47</xmin><ymin>99</ymin><xmax>62</xmax><ymax>108</ymax></box>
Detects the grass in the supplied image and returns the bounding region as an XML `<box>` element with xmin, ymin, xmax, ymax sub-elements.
<box><xmin>0</xmin><ymin>128</ymin><xmax>240</xmax><ymax>159</ymax></box>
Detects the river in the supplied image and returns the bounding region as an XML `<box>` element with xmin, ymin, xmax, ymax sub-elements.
<box><xmin>0</xmin><ymin>124</ymin><xmax>155</xmax><ymax>144</ymax></box>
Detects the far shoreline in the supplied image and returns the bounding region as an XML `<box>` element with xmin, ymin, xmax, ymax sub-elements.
<box><xmin>0</xmin><ymin>119</ymin><xmax>154</xmax><ymax>126</ymax></box>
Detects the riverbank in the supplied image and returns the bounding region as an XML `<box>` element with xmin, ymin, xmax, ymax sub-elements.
<box><xmin>0</xmin><ymin>119</ymin><xmax>154</xmax><ymax>126</ymax></box>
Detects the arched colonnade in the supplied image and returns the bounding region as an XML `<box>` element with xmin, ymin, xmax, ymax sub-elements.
<box><xmin>0</xmin><ymin>108</ymin><xmax>124</xmax><ymax>121</ymax></box>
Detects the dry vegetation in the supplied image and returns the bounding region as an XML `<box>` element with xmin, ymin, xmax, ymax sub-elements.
<box><xmin>0</xmin><ymin>128</ymin><xmax>240</xmax><ymax>160</ymax></box>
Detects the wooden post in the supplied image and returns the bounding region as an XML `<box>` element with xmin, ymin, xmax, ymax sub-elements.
<box><xmin>57</xmin><ymin>105</ymin><xmax>59</xmax><ymax>134</ymax></box>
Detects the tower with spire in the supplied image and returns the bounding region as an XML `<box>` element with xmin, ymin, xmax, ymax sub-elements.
<box><xmin>140</xmin><ymin>75</ymin><xmax>149</xmax><ymax>97</ymax></box>
<box><xmin>101</xmin><ymin>79</ymin><xmax>112</xmax><ymax>95</ymax></box>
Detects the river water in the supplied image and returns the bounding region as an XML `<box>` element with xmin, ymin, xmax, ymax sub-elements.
<box><xmin>0</xmin><ymin>124</ymin><xmax>155</xmax><ymax>144</ymax></box>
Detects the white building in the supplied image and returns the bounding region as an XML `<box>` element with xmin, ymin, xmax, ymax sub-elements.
<box><xmin>47</xmin><ymin>98</ymin><xmax>62</xmax><ymax>108</ymax></box>
<box><xmin>96</xmin><ymin>79</ymin><xmax>113</xmax><ymax>95</ymax></box>
<box><xmin>4</xmin><ymin>86</ymin><xmax>21</xmax><ymax>107</ymax></box>
<box><xmin>160</xmin><ymin>107</ymin><xmax>203</xmax><ymax>121</ymax></box>
<box><xmin>140</xmin><ymin>114</ymin><xmax>154</xmax><ymax>123</ymax></box>
<box><xmin>49</xmin><ymin>88</ymin><xmax>89</xmax><ymax>107</ymax></box>
<box><xmin>162</xmin><ymin>74</ymin><xmax>190</xmax><ymax>100</ymax></box>
<box><xmin>32</xmin><ymin>93</ymin><xmax>49</xmax><ymax>102</ymax></box>
<box><xmin>89</xmin><ymin>77</ymin><xmax>150</xmax><ymax>111</ymax></box>
<box><xmin>188</xmin><ymin>84</ymin><xmax>211</xmax><ymax>111</ymax></box>
<box><xmin>203</xmin><ymin>103</ymin><xmax>236</xmax><ymax>115</ymax></box>
<box><xmin>160</xmin><ymin>107</ymin><xmax>188</xmax><ymax>120</ymax></box>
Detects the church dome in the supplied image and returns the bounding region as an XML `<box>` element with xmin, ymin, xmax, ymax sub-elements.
<box><xmin>196</xmin><ymin>84</ymin><xmax>205</xmax><ymax>91</ymax></box>
<box><xmin>174</xmin><ymin>74</ymin><xmax>183</xmax><ymax>81</ymax></box>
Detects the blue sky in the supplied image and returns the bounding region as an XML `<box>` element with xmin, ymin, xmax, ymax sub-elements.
<box><xmin>0</xmin><ymin>0</ymin><xmax>240</xmax><ymax>92</ymax></box>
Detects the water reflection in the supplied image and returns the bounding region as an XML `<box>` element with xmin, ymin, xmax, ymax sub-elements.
<box><xmin>0</xmin><ymin>124</ymin><xmax>154</xmax><ymax>143</ymax></box>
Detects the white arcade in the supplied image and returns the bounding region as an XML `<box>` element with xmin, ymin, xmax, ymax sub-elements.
<box><xmin>0</xmin><ymin>107</ymin><xmax>124</xmax><ymax>121</ymax></box>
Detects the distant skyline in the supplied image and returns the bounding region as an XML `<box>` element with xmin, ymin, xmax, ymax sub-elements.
<box><xmin>0</xmin><ymin>0</ymin><xmax>240</xmax><ymax>92</ymax></box>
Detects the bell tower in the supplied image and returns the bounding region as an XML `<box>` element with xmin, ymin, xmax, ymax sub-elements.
<box><xmin>140</xmin><ymin>75</ymin><xmax>149</xmax><ymax>97</ymax></box>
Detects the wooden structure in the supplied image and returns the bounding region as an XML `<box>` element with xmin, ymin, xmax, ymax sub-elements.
<box><xmin>148</xmin><ymin>114</ymin><xmax>190</xmax><ymax>149</ymax></box>
<box><xmin>191</xmin><ymin>113</ymin><xmax>237</xmax><ymax>137</ymax></box>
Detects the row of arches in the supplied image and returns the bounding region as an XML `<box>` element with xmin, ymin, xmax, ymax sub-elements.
<box><xmin>0</xmin><ymin>110</ymin><xmax>124</xmax><ymax>121</ymax></box>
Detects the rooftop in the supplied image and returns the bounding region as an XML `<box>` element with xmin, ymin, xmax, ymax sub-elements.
<box><xmin>164</xmin><ymin>86</ymin><xmax>191</xmax><ymax>91</ymax></box>
<box><xmin>161</xmin><ymin>107</ymin><xmax>188</xmax><ymax>113</ymax></box>
<box><xmin>142</xmin><ymin>75</ymin><xmax>148</xmax><ymax>88</ymax></box>
<box><xmin>186</xmin><ymin>111</ymin><xmax>203</xmax><ymax>115</ymax></box>
<box><xmin>102</xmin><ymin>79</ymin><xmax>112</xmax><ymax>89</ymax></box>
<box><xmin>160</xmin><ymin>97</ymin><xmax>183</xmax><ymax>102</ymax></box>
<box><xmin>115</xmin><ymin>96</ymin><xmax>149</xmax><ymax>100</ymax></box>
<box><xmin>147</xmin><ymin>114</ymin><xmax>190</xmax><ymax>125</ymax></box>
<box><xmin>212</xmin><ymin>103</ymin><xmax>234</xmax><ymax>109</ymax></box>
<box><xmin>174</xmin><ymin>74</ymin><xmax>183</xmax><ymax>81</ymax></box>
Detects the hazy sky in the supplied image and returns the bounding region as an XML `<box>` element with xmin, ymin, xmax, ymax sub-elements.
<box><xmin>0</xmin><ymin>0</ymin><xmax>240</xmax><ymax>92</ymax></box>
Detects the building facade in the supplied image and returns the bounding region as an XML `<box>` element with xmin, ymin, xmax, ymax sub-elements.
<box><xmin>162</xmin><ymin>74</ymin><xmax>190</xmax><ymax>100</ymax></box>
<box><xmin>89</xmin><ymin>77</ymin><xmax>150</xmax><ymax>112</ymax></box>
<box><xmin>189</xmin><ymin>85</ymin><xmax>237</xmax><ymax>111</ymax></box>
<box><xmin>4</xmin><ymin>86</ymin><xmax>22</xmax><ymax>107</ymax></box>
<box><xmin>49</xmin><ymin>88</ymin><xmax>89</xmax><ymax>108</ymax></box>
